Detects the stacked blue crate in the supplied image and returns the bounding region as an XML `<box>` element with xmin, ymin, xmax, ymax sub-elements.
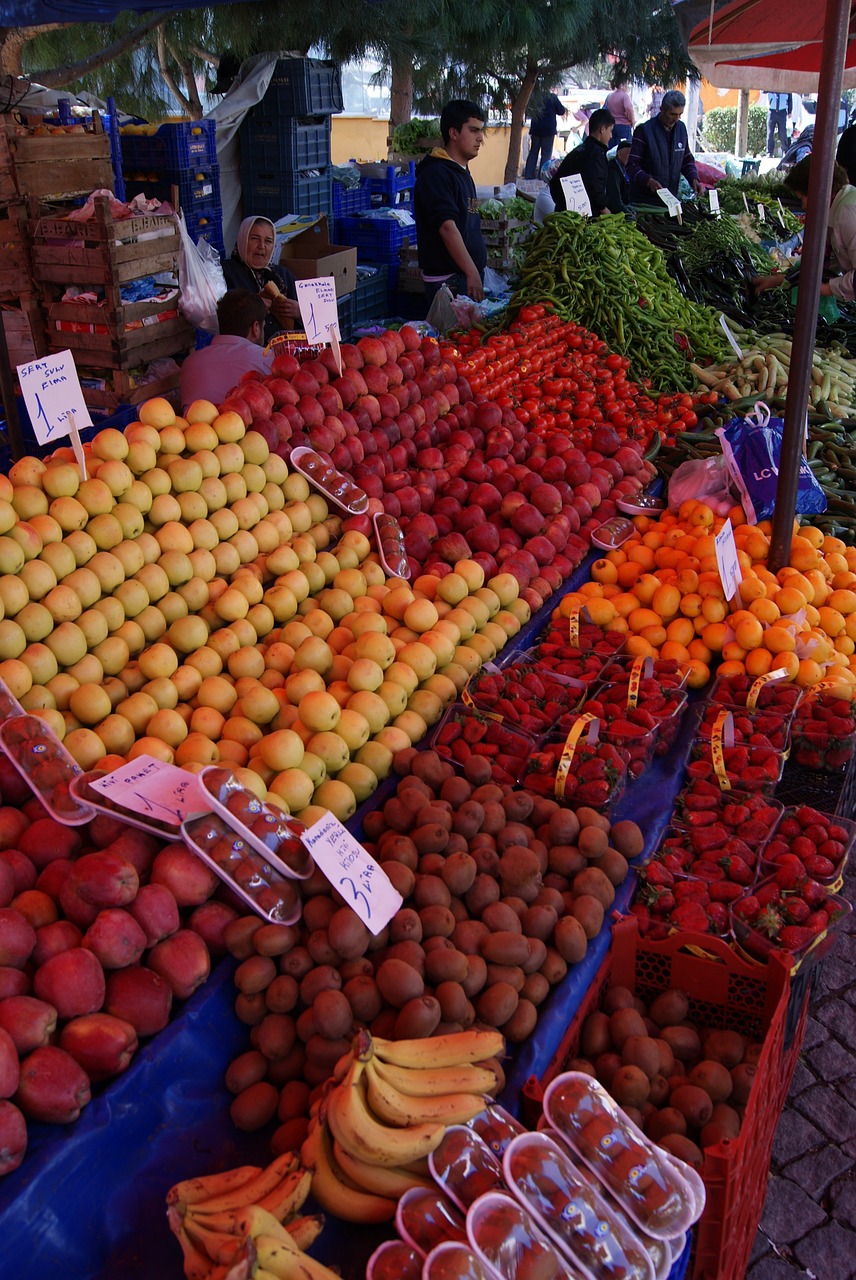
<box><xmin>120</xmin><ymin>121</ymin><xmax>224</xmax><ymax>254</ymax></box>
<box><xmin>239</xmin><ymin>59</ymin><xmax>342</xmax><ymax>225</ymax></box>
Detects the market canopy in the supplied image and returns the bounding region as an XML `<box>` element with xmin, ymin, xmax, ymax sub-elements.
<box><xmin>688</xmin><ymin>0</ymin><xmax>856</xmax><ymax>89</ymax></box>
<box><xmin>4</xmin><ymin>0</ymin><xmax>263</xmax><ymax>21</ymax></box>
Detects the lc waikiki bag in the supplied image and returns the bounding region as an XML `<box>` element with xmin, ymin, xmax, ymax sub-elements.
<box><xmin>717</xmin><ymin>401</ymin><xmax>827</xmax><ymax>523</ymax></box>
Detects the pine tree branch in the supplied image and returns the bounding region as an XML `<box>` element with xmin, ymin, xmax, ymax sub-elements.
<box><xmin>172</xmin><ymin>44</ymin><xmax>203</xmax><ymax>120</ymax></box>
<box><xmin>188</xmin><ymin>45</ymin><xmax>220</xmax><ymax>67</ymax></box>
<box><xmin>156</xmin><ymin>27</ymin><xmax>191</xmax><ymax>115</ymax></box>
<box><xmin>27</xmin><ymin>13</ymin><xmax>171</xmax><ymax>88</ymax></box>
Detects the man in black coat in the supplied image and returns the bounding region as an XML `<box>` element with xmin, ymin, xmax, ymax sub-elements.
<box><xmin>549</xmin><ymin>109</ymin><xmax>615</xmax><ymax>215</ymax></box>
<box><xmin>626</xmin><ymin>90</ymin><xmax>702</xmax><ymax>200</ymax></box>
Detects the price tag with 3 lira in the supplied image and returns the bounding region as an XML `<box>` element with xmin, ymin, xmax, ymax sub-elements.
<box><xmin>301</xmin><ymin>813</ymin><xmax>402</xmax><ymax>935</ymax></box>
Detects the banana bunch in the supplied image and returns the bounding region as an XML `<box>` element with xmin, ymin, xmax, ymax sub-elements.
<box><xmin>302</xmin><ymin>1028</ymin><xmax>504</xmax><ymax>1223</ymax></box>
<box><xmin>166</xmin><ymin>1152</ymin><xmax>333</xmax><ymax>1280</ymax></box>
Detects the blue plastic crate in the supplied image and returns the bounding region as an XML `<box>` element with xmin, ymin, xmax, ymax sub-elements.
<box><xmin>262</xmin><ymin>58</ymin><xmax>343</xmax><ymax>116</ymax></box>
<box><xmin>119</xmin><ymin>119</ymin><xmax>217</xmax><ymax>170</ymax></box>
<box><xmin>360</xmin><ymin>160</ymin><xmax>416</xmax><ymax>199</ymax></box>
<box><xmin>241</xmin><ymin>115</ymin><xmax>332</xmax><ymax>171</ymax></box>
<box><xmin>332</xmin><ymin>176</ymin><xmax>372</xmax><ymax>218</ymax></box>
<box><xmin>245</xmin><ymin>170</ymin><xmax>333</xmax><ymax>222</ymax></box>
<box><xmin>353</xmin><ymin>265</ymin><xmax>388</xmax><ymax>325</ymax></box>
<box><xmin>123</xmin><ymin>163</ymin><xmax>221</xmax><ymax>209</ymax></box>
<box><xmin>336</xmin><ymin>290</ymin><xmax>355</xmax><ymax>342</ymax></box>
<box><xmin>183</xmin><ymin>204</ymin><xmax>225</xmax><ymax>256</ymax></box>
<box><xmin>336</xmin><ymin>214</ymin><xmax>416</xmax><ymax>258</ymax></box>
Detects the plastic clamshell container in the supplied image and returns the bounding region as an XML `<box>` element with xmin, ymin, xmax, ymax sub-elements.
<box><xmin>466</xmin><ymin>1105</ymin><xmax>526</xmax><ymax>1158</ymax></box>
<box><xmin>589</xmin><ymin>683</ymin><xmax>688</xmax><ymax>758</ymax></box>
<box><xmin>367</xmin><ymin>1238</ymin><xmax>424</xmax><ymax>1280</ymax></box>
<box><xmin>522</xmin><ymin>733</ymin><xmax>629</xmax><ymax>812</ymax></box>
<box><xmin>688</xmin><ymin>738</ymin><xmax>784</xmax><ymax>795</ymax></box>
<box><xmin>695</xmin><ymin>701</ymin><xmax>793</xmax><ymax>753</ymax></box>
<box><xmin>596</xmin><ymin>656</ymin><xmax>691</xmax><ymax>692</ymax></box>
<box><xmin>571</xmin><ymin>708</ymin><xmax>658</xmax><ymax>781</ymax></box>
<box><xmin>180</xmin><ymin>811</ymin><xmax>302</xmax><ymax>924</ymax></box>
<box><xmin>422</xmin><ymin>1240</ymin><xmax>502</xmax><ymax>1280</ymax></box>
<box><xmin>397</xmin><ymin>1185</ymin><xmax>468</xmax><ymax>1257</ymax></box>
<box><xmin>199</xmin><ymin>765</ymin><xmax>313</xmax><ymax>879</ymax></box>
<box><xmin>654</xmin><ymin>822</ymin><xmax>761</xmax><ymax>875</ymax></box>
<box><xmin>0</xmin><ymin>676</ymin><xmax>25</xmax><ymax>721</ymax></box>
<box><xmin>69</xmin><ymin>770</ymin><xmax>183</xmax><ymax>840</ymax></box>
<box><xmin>542</xmin><ymin>1073</ymin><xmax>697</xmax><ymax>1240</ymax></box>
<box><xmin>463</xmin><ymin>660</ymin><xmax>586</xmax><ymax>739</ymax></box>
<box><xmin>759</xmin><ymin>808</ymin><xmax>855</xmax><ymax>886</ymax></box>
<box><xmin>616</xmin><ymin>495</ymin><xmax>666</xmax><ymax>516</ymax></box>
<box><xmin>503</xmin><ymin>1131</ymin><xmax>655</xmax><ymax>1280</ymax></box>
<box><xmin>591</xmin><ymin>517</ymin><xmax>635</xmax><ymax>550</ymax></box>
<box><xmin>671</xmin><ymin>784</ymin><xmax>782</xmax><ymax>851</ymax></box>
<box><xmin>373</xmin><ymin>511</ymin><xmax>410</xmax><ymax>578</ymax></box>
<box><xmin>789</xmin><ymin>692</ymin><xmax>856</xmax><ymax>772</ymax></box>
<box><xmin>289</xmin><ymin>446</ymin><xmax>368</xmax><ymax>513</ymax></box>
<box><xmin>429</xmin><ymin>1125</ymin><xmax>505</xmax><ymax>1213</ymax></box>
<box><xmin>0</xmin><ymin>714</ymin><xmax>95</xmax><ymax>826</ymax></box>
<box><xmin>467</xmin><ymin>1190</ymin><xmax>577</xmax><ymax>1280</ymax></box>
<box><xmin>708</xmin><ymin>673</ymin><xmax>802</xmax><ymax>715</ymax></box>
<box><xmin>432</xmin><ymin>703</ymin><xmax>541</xmax><ymax>783</ymax></box>
<box><xmin>729</xmin><ymin>872</ymin><xmax>852</xmax><ymax>970</ymax></box>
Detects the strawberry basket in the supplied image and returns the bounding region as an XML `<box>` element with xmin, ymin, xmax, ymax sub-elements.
<box><xmin>708</xmin><ymin>672</ymin><xmax>802</xmax><ymax>715</ymax></box>
<box><xmin>695</xmin><ymin>702</ymin><xmax>793</xmax><ymax>753</ymax></box>
<box><xmin>597</xmin><ymin>654</ymin><xmax>692</xmax><ymax>691</ymax></box>
<box><xmin>575</xmin><ymin>694</ymin><xmax>659</xmax><ymax>778</ymax></box>
<box><xmin>758</xmin><ymin>805</ymin><xmax>855</xmax><ymax>887</ymax></box>
<box><xmin>729</xmin><ymin>868</ymin><xmax>852</xmax><ymax>971</ymax></box>
<box><xmin>519</xmin><ymin>719</ymin><xmax>628</xmax><ymax>811</ymax></box>
<box><xmin>672</xmin><ymin>780</ymin><xmax>782</xmax><ymax>850</ymax></box>
<box><xmin>462</xmin><ymin>659</ymin><xmax>585</xmax><ymax>738</ymax></box>
<box><xmin>687</xmin><ymin>738</ymin><xmax>784</xmax><ymax>795</ymax></box>
<box><xmin>431</xmin><ymin>703</ymin><xmax>538</xmax><ymax>787</ymax></box>
<box><xmin>789</xmin><ymin>691</ymin><xmax>856</xmax><ymax>772</ymax></box>
<box><xmin>587</xmin><ymin>681</ymin><xmax>689</xmax><ymax>756</ymax></box>
<box><xmin>526</xmin><ymin>620</ymin><xmax>625</xmax><ymax>685</ymax></box>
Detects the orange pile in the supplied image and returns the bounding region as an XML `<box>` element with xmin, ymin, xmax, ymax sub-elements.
<box><xmin>559</xmin><ymin>499</ymin><xmax>856</xmax><ymax>691</ymax></box>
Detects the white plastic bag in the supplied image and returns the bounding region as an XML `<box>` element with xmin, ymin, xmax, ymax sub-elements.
<box><xmin>667</xmin><ymin>454</ymin><xmax>737</xmax><ymax>516</ymax></box>
<box><xmin>177</xmin><ymin>212</ymin><xmax>226</xmax><ymax>332</ymax></box>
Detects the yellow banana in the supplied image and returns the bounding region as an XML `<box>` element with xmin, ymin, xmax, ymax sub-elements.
<box><xmin>364</xmin><ymin>1058</ymin><xmax>486</xmax><ymax>1128</ymax></box>
<box><xmin>286</xmin><ymin>1215</ymin><xmax>324</xmax><ymax>1251</ymax></box>
<box><xmin>369</xmin><ymin>1053</ymin><xmax>498</xmax><ymax>1098</ymax></box>
<box><xmin>167</xmin><ymin>1163</ymin><xmax>263</xmax><ymax>1209</ymax></box>
<box><xmin>191</xmin><ymin>1153</ymin><xmax>300</xmax><ymax>1214</ymax></box>
<box><xmin>182</xmin><ymin>1215</ymin><xmax>244</xmax><ymax>1266</ymax></box>
<box><xmin>372</xmin><ymin>1029</ymin><xmax>504</xmax><ymax>1069</ymax></box>
<box><xmin>254</xmin><ymin>1233</ymin><xmax>341</xmax><ymax>1280</ymax></box>
<box><xmin>332</xmin><ymin>1136</ymin><xmax>433</xmax><ymax>1197</ymax></box>
<box><xmin>300</xmin><ymin>1119</ymin><xmax>396</xmax><ymax>1224</ymax></box>
<box><xmin>325</xmin><ymin>1055</ymin><xmax>445</xmax><ymax>1167</ymax></box>
<box><xmin>192</xmin><ymin>1168</ymin><xmax>311</xmax><ymax>1233</ymax></box>
<box><xmin>221</xmin><ymin>1203</ymin><xmax>291</xmax><ymax>1242</ymax></box>
<box><xmin>169</xmin><ymin>1220</ymin><xmax>213</xmax><ymax>1280</ymax></box>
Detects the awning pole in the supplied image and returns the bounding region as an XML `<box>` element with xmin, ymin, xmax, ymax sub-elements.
<box><xmin>769</xmin><ymin>0</ymin><xmax>853</xmax><ymax>570</ymax></box>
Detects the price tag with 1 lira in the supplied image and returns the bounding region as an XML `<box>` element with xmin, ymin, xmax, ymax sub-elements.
<box><xmin>89</xmin><ymin>755</ymin><xmax>206</xmax><ymax>827</ymax></box>
<box><xmin>295</xmin><ymin>277</ymin><xmax>342</xmax><ymax>374</ymax></box>
<box><xmin>16</xmin><ymin>349</ymin><xmax>91</xmax><ymax>474</ymax></box>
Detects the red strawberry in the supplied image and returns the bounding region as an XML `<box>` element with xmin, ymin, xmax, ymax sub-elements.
<box><xmin>803</xmin><ymin>855</ymin><xmax>835</xmax><ymax>879</ymax></box>
<box><xmin>733</xmin><ymin>894</ymin><xmax>760</xmax><ymax>922</ymax></box>
<box><xmin>672</xmin><ymin>902</ymin><xmax>711</xmax><ymax>932</ymax></box>
<box><xmin>644</xmin><ymin>863</ymin><xmax>676</xmax><ymax>887</ymax></box>
<box><xmin>755</xmin><ymin>905</ymin><xmax>784</xmax><ymax>937</ymax></box>
<box><xmin>777</xmin><ymin>926</ymin><xmax>816</xmax><ymax>951</ymax></box>
<box><xmin>720</xmin><ymin>856</ymin><xmax>754</xmax><ymax>886</ymax></box>
<box><xmin>708</xmin><ymin>902</ymin><xmax>729</xmax><ymax>934</ymax></box>
<box><xmin>784</xmin><ymin>898</ymin><xmax>810</xmax><ymax>924</ymax></box>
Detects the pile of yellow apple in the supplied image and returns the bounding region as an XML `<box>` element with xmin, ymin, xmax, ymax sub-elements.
<box><xmin>0</xmin><ymin>398</ymin><xmax>528</xmax><ymax>821</ymax></box>
<box><xmin>559</xmin><ymin>497</ymin><xmax>856</xmax><ymax>691</ymax></box>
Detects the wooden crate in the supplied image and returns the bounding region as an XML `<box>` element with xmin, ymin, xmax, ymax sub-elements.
<box><xmin>0</xmin><ymin>201</ymin><xmax>32</xmax><ymax>300</ymax></box>
<box><xmin>79</xmin><ymin>366</ymin><xmax>182</xmax><ymax>413</ymax></box>
<box><xmin>2</xmin><ymin>296</ymin><xmax>47</xmax><ymax>367</ymax></box>
<box><xmin>31</xmin><ymin>197</ymin><xmax>180</xmax><ymax>290</ymax></box>
<box><xmin>45</xmin><ymin>294</ymin><xmax>194</xmax><ymax>369</ymax></box>
<box><xmin>1</xmin><ymin>118</ymin><xmax>113</xmax><ymax>199</ymax></box>
<box><xmin>0</xmin><ymin>129</ymin><xmax>17</xmax><ymax>204</ymax></box>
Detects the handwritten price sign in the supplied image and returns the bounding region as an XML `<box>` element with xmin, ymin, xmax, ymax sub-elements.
<box><xmin>90</xmin><ymin>755</ymin><xmax>207</xmax><ymax>827</ymax></box>
<box><xmin>17</xmin><ymin>350</ymin><xmax>93</xmax><ymax>448</ymax></box>
<box><xmin>301</xmin><ymin>814</ymin><xmax>402</xmax><ymax>934</ymax></box>
<box><xmin>296</xmin><ymin>277</ymin><xmax>342</xmax><ymax>374</ymax></box>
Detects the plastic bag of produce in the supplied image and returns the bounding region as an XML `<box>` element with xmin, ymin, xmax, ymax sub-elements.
<box><xmin>176</xmin><ymin>211</ymin><xmax>226</xmax><ymax>332</ymax></box>
<box><xmin>717</xmin><ymin>403</ymin><xmax>828</xmax><ymax>522</ymax></box>
<box><xmin>668</xmin><ymin>454</ymin><xmax>737</xmax><ymax>516</ymax></box>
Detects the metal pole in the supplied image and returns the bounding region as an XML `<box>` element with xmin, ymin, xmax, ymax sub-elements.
<box><xmin>735</xmin><ymin>89</ymin><xmax>750</xmax><ymax>157</ymax></box>
<box><xmin>769</xmin><ymin>0</ymin><xmax>853</xmax><ymax>571</ymax></box>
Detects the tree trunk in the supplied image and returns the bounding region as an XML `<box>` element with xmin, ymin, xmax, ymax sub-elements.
<box><xmin>504</xmin><ymin>63</ymin><xmax>539</xmax><ymax>185</ymax></box>
<box><xmin>389</xmin><ymin>49</ymin><xmax>413</xmax><ymax>134</ymax></box>
<box><xmin>26</xmin><ymin>15</ymin><xmax>169</xmax><ymax>88</ymax></box>
<box><xmin>0</xmin><ymin>26</ymin><xmax>67</xmax><ymax>78</ymax></box>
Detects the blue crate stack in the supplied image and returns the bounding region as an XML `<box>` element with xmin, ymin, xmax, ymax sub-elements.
<box><xmin>239</xmin><ymin>58</ymin><xmax>342</xmax><ymax>225</ymax></box>
<box><xmin>120</xmin><ymin>120</ymin><xmax>224</xmax><ymax>255</ymax></box>
<box><xmin>334</xmin><ymin>162</ymin><xmax>417</xmax><ymax>311</ymax></box>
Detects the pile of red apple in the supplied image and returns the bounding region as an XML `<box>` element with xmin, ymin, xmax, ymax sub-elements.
<box><xmin>0</xmin><ymin>757</ymin><xmax>240</xmax><ymax>1176</ymax></box>
<box><xmin>216</xmin><ymin>317</ymin><xmax>656</xmax><ymax>610</ymax></box>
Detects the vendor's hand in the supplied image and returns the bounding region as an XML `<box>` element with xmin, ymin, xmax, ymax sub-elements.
<box><xmin>820</xmin><ymin>282</ymin><xmax>834</xmax><ymax>297</ymax></box>
<box><xmin>271</xmin><ymin>295</ymin><xmax>300</xmax><ymax>324</ymax></box>
<box><xmin>692</xmin><ymin>179</ymin><xmax>703</xmax><ymax>196</ymax></box>
<box><xmin>466</xmin><ymin>270</ymin><xmax>485</xmax><ymax>302</ymax></box>
<box><xmin>753</xmin><ymin>273</ymin><xmax>784</xmax><ymax>294</ymax></box>
<box><xmin>647</xmin><ymin>177</ymin><xmax>661</xmax><ymax>194</ymax></box>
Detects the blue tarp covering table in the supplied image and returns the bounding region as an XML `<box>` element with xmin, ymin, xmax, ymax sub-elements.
<box><xmin>0</xmin><ymin>546</ymin><xmax>700</xmax><ymax>1278</ymax></box>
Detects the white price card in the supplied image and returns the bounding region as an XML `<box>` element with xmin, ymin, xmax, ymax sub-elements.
<box><xmin>709</xmin><ymin>188</ymin><xmax>720</xmax><ymax>215</ymax></box>
<box><xmin>301</xmin><ymin>813</ymin><xmax>402</xmax><ymax>935</ymax></box>
<box><xmin>714</xmin><ymin>518</ymin><xmax>744</xmax><ymax>601</ymax></box>
<box><xmin>295</xmin><ymin>276</ymin><xmax>342</xmax><ymax>373</ymax></box>
<box><xmin>757</xmin><ymin>202</ymin><xmax>766</xmax><ymax>223</ymax></box>
<box><xmin>560</xmin><ymin>175</ymin><xmax>592</xmax><ymax>217</ymax></box>
<box><xmin>656</xmin><ymin>188</ymin><xmax>682</xmax><ymax>219</ymax></box>
<box><xmin>719</xmin><ymin>314</ymin><xmax>744</xmax><ymax>360</ymax></box>
<box><xmin>90</xmin><ymin>755</ymin><xmax>206</xmax><ymax>827</ymax></box>
<box><xmin>16</xmin><ymin>350</ymin><xmax>92</xmax><ymax>448</ymax></box>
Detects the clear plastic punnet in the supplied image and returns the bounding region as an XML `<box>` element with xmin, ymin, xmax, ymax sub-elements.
<box><xmin>542</xmin><ymin>1073</ymin><xmax>697</xmax><ymax>1240</ymax></box>
<box><xmin>429</xmin><ymin>1125</ymin><xmax>505</xmax><ymax>1212</ymax></box>
<box><xmin>503</xmin><ymin>1131</ymin><xmax>656</xmax><ymax>1280</ymax></box>
<box><xmin>367</xmin><ymin>1238</ymin><xmax>424</xmax><ymax>1280</ymax></box>
<box><xmin>199</xmin><ymin>765</ymin><xmax>313</xmax><ymax>878</ymax></box>
<box><xmin>0</xmin><ymin>714</ymin><xmax>95</xmax><ymax>825</ymax></box>
<box><xmin>422</xmin><ymin>1240</ymin><xmax>503</xmax><ymax>1280</ymax></box>
<box><xmin>289</xmin><ymin>445</ymin><xmax>369</xmax><ymax>513</ymax></box>
<box><xmin>467</xmin><ymin>1190</ymin><xmax>577</xmax><ymax>1280</ymax></box>
<box><xmin>396</xmin><ymin>1185</ymin><xmax>469</xmax><ymax>1256</ymax></box>
<box><xmin>466</xmin><ymin>1104</ymin><xmax>526</xmax><ymax>1158</ymax></box>
<box><xmin>180</xmin><ymin>811</ymin><xmax>302</xmax><ymax>923</ymax></box>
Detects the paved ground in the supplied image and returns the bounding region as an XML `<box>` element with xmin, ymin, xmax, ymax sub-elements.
<box><xmin>747</xmin><ymin>854</ymin><xmax>856</xmax><ymax>1280</ymax></box>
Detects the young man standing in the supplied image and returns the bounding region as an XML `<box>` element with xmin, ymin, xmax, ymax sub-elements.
<box><xmin>415</xmin><ymin>100</ymin><xmax>487</xmax><ymax>302</ymax></box>
<box><xmin>549</xmin><ymin>108</ymin><xmax>615</xmax><ymax>215</ymax></box>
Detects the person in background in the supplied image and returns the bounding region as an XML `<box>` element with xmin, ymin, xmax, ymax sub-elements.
<box><xmin>180</xmin><ymin>289</ymin><xmax>273</xmax><ymax>409</ymax></box>
<box><xmin>648</xmin><ymin>87</ymin><xmax>665</xmax><ymax>118</ymax></box>
<box><xmin>839</xmin><ymin>96</ymin><xmax>850</xmax><ymax>133</ymax></box>
<box><xmin>222</xmin><ymin>217</ymin><xmax>299</xmax><ymax>344</ymax></box>
<box><xmin>604</xmin><ymin>77</ymin><xmax>635</xmax><ymax>146</ymax></box>
<box><xmin>626</xmin><ymin>89</ymin><xmax>702</xmax><ymax>200</ymax></box>
<box><xmin>549</xmin><ymin>108</ymin><xmax>614</xmax><ymax>215</ymax></box>
<box><xmin>524</xmin><ymin>87</ymin><xmax>567</xmax><ymax>179</ymax></box>
<box><xmin>414</xmin><ymin>99</ymin><xmax>487</xmax><ymax>302</ymax></box>
<box><xmin>606</xmin><ymin>138</ymin><xmax>634</xmax><ymax>215</ymax></box>
<box><xmin>838</xmin><ymin>121</ymin><xmax>856</xmax><ymax>186</ymax></box>
<box><xmin>765</xmin><ymin>90</ymin><xmax>792</xmax><ymax>158</ymax></box>
<box><xmin>533</xmin><ymin>157</ymin><xmax>561</xmax><ymax>223</ymax></box>
<box><xmin>754</xmin><ymin>159</ymin><xmax>856</xmax><ymax>301</ymax></box>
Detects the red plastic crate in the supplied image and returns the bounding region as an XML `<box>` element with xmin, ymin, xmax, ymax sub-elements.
<box><xmin>526</xmin><ymin>918</ymin><xmax>807</xmax><ymax>1280</ymax></box>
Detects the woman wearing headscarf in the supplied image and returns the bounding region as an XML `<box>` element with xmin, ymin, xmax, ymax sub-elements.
<box><xmin>222</xmin><ymin>216</ymin><xmax>300</xmax><ymax>343</ymax></box>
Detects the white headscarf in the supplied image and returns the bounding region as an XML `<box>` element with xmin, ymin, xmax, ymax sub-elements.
<box><xmin>235</xmin><ymin>216</ymin><xmax>277</xmax><ymax>265</ymax></box>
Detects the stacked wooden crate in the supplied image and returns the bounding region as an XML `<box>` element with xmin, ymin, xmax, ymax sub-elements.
<box><xmin>30</xmin><ymin>194</ymin><xmax>194</xmax><ymax>411</ymax></box>
<box><xmin>0</xmin><ymin>125</ymin><xmax>44</xmax><ymax>368</ymax></box>
<box><xmin>479</xmin><ymin>215</ymin><xmax>530</xmax><ymax>272</ymax></box>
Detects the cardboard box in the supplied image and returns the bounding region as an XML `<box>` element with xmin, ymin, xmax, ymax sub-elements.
<box><xmin>279</xmin><ymin>215</ymin><xmax>357</xmax><ymax>299</ymax></box>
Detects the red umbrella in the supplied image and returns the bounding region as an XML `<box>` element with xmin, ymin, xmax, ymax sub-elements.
<box><xmin>688</xmin><ymin>0</ymin><xmax>856</xmax><ymax>88</ymax></box>
<box><xmin>715</xmin><ymin>38</ymin><xmax>856</xmax><ymax>92</ymax></box>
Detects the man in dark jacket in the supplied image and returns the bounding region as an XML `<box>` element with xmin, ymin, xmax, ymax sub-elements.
<box><xmin>626</xmin><ymin>90</ymin><xmax>702</xmax><ymax>200</ymax></box>
<box><xmin>606</xmin><ymin>139</ymin><xmax>633</xmax><ymax>215</ymax></box>
<box><xmin>414</xmin><ymin>99</ymin><xmax>487</xmax><ymax>301</ymax></box>
<box><xmin>549</xmin><ymin>108</ymin><xmax>614</xmax><ymax>215</ymax></box>
<box><xmin>524</xmin><ymin>89</ymin><xmax>568</xmax><ymax>179</ymax></box>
